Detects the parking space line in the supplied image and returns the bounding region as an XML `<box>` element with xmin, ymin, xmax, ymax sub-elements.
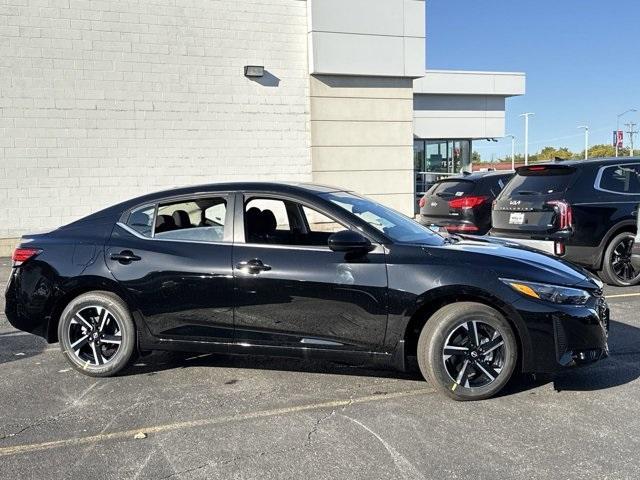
<box><xmin>607</xmin><ymin>293</ymin><xmax>640</xmax><ymax>299</ymax></box>
<box><xmin>0</xmin><ymin>387</ymin><xmax>434</xmax><ymax>458</ymax></box>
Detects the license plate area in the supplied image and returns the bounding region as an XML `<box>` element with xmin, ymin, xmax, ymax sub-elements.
<box><xmin>509</xmin><ymin>212</ymin><xmax>525</xmax><ymax>225</ymax></box>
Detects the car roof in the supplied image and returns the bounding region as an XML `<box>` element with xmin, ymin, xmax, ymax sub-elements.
<box><xmin>133</xmin><ymin>181</ymin><xmax>344</xmax><ymax>204</ymax></box>
<box><xmin>525</xmin><ymin>157</ymin><xmax>640</xmax><ymax>169</ymax></box>
<box><xmin>62</xmin><ymin>182</ymin><xmax>349</xmax><ymax>228</ymax></box>
<box><xmin>438</xmin><ymin>171</ymin><xmax>513</xmax><ymax>182</ymax></box>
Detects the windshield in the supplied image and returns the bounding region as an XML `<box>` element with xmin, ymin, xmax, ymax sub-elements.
<box><xmin>321</xmin><ymin>191</ymin><xmax>445</xmax><ymax>245</ymax></box>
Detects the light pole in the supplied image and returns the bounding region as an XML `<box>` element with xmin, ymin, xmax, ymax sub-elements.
<box><xmin>505</xmin><ymin>134</ymin><xmax>516</xmax><ymax>170</ymax></box>
<box><xmin>520</xmin><ymin>113</ymin><xmax>534</xmax><ymax>166</ymax></box>
<box><xmin>616</xmin><ymin>109</ymin><xmax>637</xmax><ymax>157</ymax></box>
<box><xmin>577</xmin><ymin>125</ymin><xmax>589</xmax><ymax>159</ymax></box>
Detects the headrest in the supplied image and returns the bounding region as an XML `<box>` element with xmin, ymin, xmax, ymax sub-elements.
<box><xmin>155</xmin><ymin>214</ymin><xmax>176</xmax><ymax>232</ymax></box>
<box><xmin>172</xmin><ymin>210</ymin><xmax>191</xmax><ymax>228</ymax></box>
<box><xmin>260</xmin><ymin>209</ymin><xmax>277</xmax><ymax>234</ymax></box>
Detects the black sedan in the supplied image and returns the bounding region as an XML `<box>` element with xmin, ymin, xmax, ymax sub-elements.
<box><xmin>5</xmin><ymin>183</ymin><xmax>609</xmax><ymax>401</ymax></box>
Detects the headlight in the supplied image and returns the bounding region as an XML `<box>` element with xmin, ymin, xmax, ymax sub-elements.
<box><xmin>500</xmin><ymin>278</ymin><xmax>590</xmax><ymax>305</ymax></box>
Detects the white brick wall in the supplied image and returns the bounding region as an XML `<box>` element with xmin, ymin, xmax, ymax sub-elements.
<box><xmin>0</xmin><ymin>0</ymin><xmax>311</xmax><ymax>238</ymax></box>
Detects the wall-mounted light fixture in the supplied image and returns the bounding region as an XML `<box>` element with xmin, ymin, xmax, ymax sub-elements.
<box><xmin>244</xmin><ymin>65</ymin><xmax>265</xmax><ymax>78</ymax></box>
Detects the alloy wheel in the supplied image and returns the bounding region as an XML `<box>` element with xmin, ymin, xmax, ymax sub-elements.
<box><xmin>610</xmin><ymin>235</ymin><xmax>640</xmax><ymax>283</ymax></box>
<box><xmin>442</xmin><ymin>320</ymin><xmax>506</xmax><ymax>389</ymax></box>
<box><xmin>68</xmin><ymin>306</ymin><xmax>123</xmax><ymax>366</ymax></box>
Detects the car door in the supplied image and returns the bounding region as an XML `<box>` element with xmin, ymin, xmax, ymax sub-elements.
<box><xmin>232</xmin><ymin>193</ymin><xmax>389</xmax><ymax>351</ymax></box>
<box><xmin>105</xmin><ymin>193</ymin><xmax>235</xmax><ymax>344</ymax></box>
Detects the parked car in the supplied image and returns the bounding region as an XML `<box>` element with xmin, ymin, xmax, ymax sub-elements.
<box><xmin>6</xmin><ymin>183</ymin><xmax>609</xmax><ymax>401</ymax></box>
<box><xmin>491</xmin><ymin>158</ymin><xmax>640</xmax><ymax>286</ymax></box>
<box><xmin>632</xmin><ymin>206</ymin><xmax>640</xmax><ymax>271</ymax></box>
<box><xmin>418</xmin><ymin>171</ymin><xmax>513</xmax><ymax>235</ymax></box>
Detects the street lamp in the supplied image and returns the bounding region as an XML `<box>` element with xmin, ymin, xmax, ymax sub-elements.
<box><xmin>520</xmin><ymin>113</ymin><xmax>534</xmax><ymax>165</ymax></box>
<box><xmin>616</xmin><ymin>109</ymin><xmax>637</xmax><ymax>157</ymax></box>
<box><xmin>577</xmin><ymin>125</ymin><xmax>589</xmax><ymax>160</ymax></box>
<box><xmin>505</xmin><ymin>134</ymin><xmax>516</xmax><ymax>170</ymax></box>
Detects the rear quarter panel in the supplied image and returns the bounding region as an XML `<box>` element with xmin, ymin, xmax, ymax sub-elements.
<box><xmin>6</xmin><ymin>217</ymin><xmax>125</xmax><ymax>341</ymax></box>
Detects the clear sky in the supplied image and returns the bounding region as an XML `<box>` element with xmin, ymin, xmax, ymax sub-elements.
<box><xmin>426</xmin><ymin>0</ymin><xmax>639</xmax><ymax>160</ymax></box>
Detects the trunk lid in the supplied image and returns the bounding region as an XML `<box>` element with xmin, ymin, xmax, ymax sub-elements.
<box><xmin>420</xmin><ymin>179</ymin><xmax>478</xmax><ymax>219</ymax></box>
<box><xmin>492</xmin><ymin>164</ymin><xmax>577</xmax><ymax>237</ymax></box>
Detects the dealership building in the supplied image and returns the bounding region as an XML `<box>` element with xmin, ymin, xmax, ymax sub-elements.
<box><xmin>0</xmin><ymin>0</ymin><xmax>525</xmax><ymax>254</ymax></box>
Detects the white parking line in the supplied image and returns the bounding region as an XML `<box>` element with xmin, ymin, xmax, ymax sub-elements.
<box><xmin>607</xmin><ymin>292</ymin><xmax>640</xmax><ymax>299</ymax></box>
<box><xmin>0</xmin><ymin>388</ymin><xmax>434</xmax><ymax>457</ymax></box>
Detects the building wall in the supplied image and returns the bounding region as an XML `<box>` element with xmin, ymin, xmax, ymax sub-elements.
<box><xmin>0</xmin><ymin>0</ymin><xmax>310</xmax><ymax>247</ymax></box>
<box><xmin>307</xmin><ymin>0</ymin><xmax>425</xmax><ymax>77</ymax></box>
<box><xmin>310</xmin><ymin>75</ymin><xmax>415</xmax><ymax>215</ymax></box>
<box><xmin>414</xmin><ymin>94</ymin><xmax>507</xmax><ymax>139</ymax></box>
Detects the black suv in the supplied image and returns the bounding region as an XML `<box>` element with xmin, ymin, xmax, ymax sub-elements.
<box><xmin>491</xmin><ymin>158</ymin><xmax>640</xmax><ymax>286</ymax></box>
<box><xmin>419</xmin><ymin>171</ymin><xmax>513</xmax><ymax>235</ymax></box>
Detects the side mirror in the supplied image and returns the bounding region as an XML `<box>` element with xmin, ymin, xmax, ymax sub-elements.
<box><xmin>328</xmin><ymin>230</ymin><xmax>374</xmax><ymax>253</ymax></box>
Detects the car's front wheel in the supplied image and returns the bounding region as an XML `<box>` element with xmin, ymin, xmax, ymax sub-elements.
<box><xmin>599</xmin><ymin>231</ymin><xmax>640</xmax><ymax>287</ymax></box>
<box><xmin>58</xmin><ymin>291</ymin><xmax>136</xmax><ymax>377</ymax></box>
<box><xmin>417</xmin><ymin>302</ymin><xmax>518</xmax><ymax>401</ymax></box>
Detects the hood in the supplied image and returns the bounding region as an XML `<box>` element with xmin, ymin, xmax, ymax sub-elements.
<box><xmin>431</xmin><ymin>236</ymin><xmax>601</xmax><ymax>290</ymax></box>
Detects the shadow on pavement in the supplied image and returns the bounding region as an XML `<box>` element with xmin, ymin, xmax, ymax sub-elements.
<box><xmin>499</xmin><ymin>320</ymin><xmax>640</xmax><ymax>396</ymax></box>
<box><xmin>4</xmin><ymin>319</ymin><xmax>638</xmax><ymax>398</ymax></box>
<box><xmin>123</xmin><ymin>349</ymin><xmax>424</xmax><ymax>383</ymax></box>
<box><xmin>553</xmin><ymin>320</ymin><xmax>640</xmax><ymax>392</ymax></box>
<box><xmin>121</xmin><ymin>320</ymin><xmax>640</xmax><ymax>398</ymax></box>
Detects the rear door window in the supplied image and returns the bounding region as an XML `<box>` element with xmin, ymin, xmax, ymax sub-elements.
<box><xmin>597</xmin><ymin>164</ymin><xmax>640</xmax><ymax>194</ymax></box>
<box><xmin>154</xmin><ymin>197</ymin><xmax>228</xmax><ymax>242</ymax></box>
<box><xmin>501</xmin><ymin>167</ymin><xmax>575</xmax><ymax>197</ymax></box>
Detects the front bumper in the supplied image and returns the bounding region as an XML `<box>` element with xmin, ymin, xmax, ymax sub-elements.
<box><xmin>513</xmin><ymin>294</ymin><xmax>609</xmax><ymax>373</ymax></box>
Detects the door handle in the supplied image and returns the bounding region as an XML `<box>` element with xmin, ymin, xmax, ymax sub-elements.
<box><xmin>235</xmin><ymin>259</ymin><xmax>271</xmax><ymax>274</ymax></box>
<box><xmin>110</xmin><ymin>250</ymin><xmax>141</xmax><ymax>264</ymax></box>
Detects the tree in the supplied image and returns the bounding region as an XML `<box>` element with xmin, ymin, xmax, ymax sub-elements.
<box><xmin>585</xmin><ymin>144</ymin><xmax>630</xmax><ymax>159</ymax></box>
<box><xmin>537</xmin><ymin>146</ymin><xmax>573</xmax><ymax>161</ymax></box>
<box><xmin>471</xmin><ymin>151</ymin><xmax>482</xmax><ymax>164</ymax></box>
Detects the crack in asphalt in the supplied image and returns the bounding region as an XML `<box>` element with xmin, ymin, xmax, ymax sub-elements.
<box><xmin>157</xmin><ymin>444</ymin><xmax>309</xmax><ymax>479</ymax></box>
<box><xmin>157</xmin><ymin>408</ymin><xmax>340</xmax><ymax>479</ymax></box>
<box><xmin>0</xmin><ymin>382</ymin><xmax>99</xmax><ymax>442</ymax></box>
<box><xmin>306</xmin><ymin>409</ymin><xmax>335</xmax><ymax>445</ymax></box>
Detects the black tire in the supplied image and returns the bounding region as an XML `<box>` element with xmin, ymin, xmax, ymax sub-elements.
<box><xmin>417</xmin><ymin>302</ymin><xmax>518</xmax><ymax>401</ymax></box>
<box><xmin>598</xmin><ymin>231</ymin><xmax>640</xmax><ymax>287</ymax></box>
<box><xmin>58</xmin><ymin>291</ymin><xmax>136</xmax><ymax>377</ymax></box>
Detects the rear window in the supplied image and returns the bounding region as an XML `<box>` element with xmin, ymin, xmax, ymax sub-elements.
<box><xmin>501</xmin><ymin>166</ymin><xmax>575</xmax><ymax>197</ymax></box>
<box><xmin>428</xmin><ymin>180</ymin><xmax>475</xmax><ymax>197</ymax></box>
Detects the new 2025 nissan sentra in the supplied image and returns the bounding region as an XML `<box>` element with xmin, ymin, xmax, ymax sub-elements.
<box><xmin>5</xmin><ymin>183</ymin><xmax>610</xmax><ymax>400</ymax></box>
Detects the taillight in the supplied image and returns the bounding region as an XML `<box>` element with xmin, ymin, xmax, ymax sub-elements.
<box><xmin>448</xmin><ymin>196</ymin><xmax>488</xmax><ymax>209</ymax></box>
<box><xmin>12</xmin><ymin>247</ymin><xmax>42</xmax><ymax>266</ymax></box>
<box><xmin>418</xmin><ymin>197</ymin><xmax>426</xmax><ymax>209</ymax></box>
<box><xmin>547</xmin><ymin>200</ymin><xmax>573</xmax><ymax>230</ymax></box>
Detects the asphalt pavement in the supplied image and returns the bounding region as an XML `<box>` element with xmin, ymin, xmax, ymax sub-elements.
<box><xmin>1</xmin><ymin>258</ymin><xmax>640</xmax><ymax>479</ymax></box>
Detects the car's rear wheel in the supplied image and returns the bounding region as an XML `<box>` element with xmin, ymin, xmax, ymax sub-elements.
<box><xmin>599</xmin><ymin>232</ymin><xmax>640</xmax><ymax>287</ymax></box>
<box><xmin>417</xmin><ymin>302</ymin><xmax>518</xmax><ymax>401</ymax></box>
<box><xmin>58</xmin><ymin>291</ymin><xmax>135</xmax><ymax>377</ymax></box>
